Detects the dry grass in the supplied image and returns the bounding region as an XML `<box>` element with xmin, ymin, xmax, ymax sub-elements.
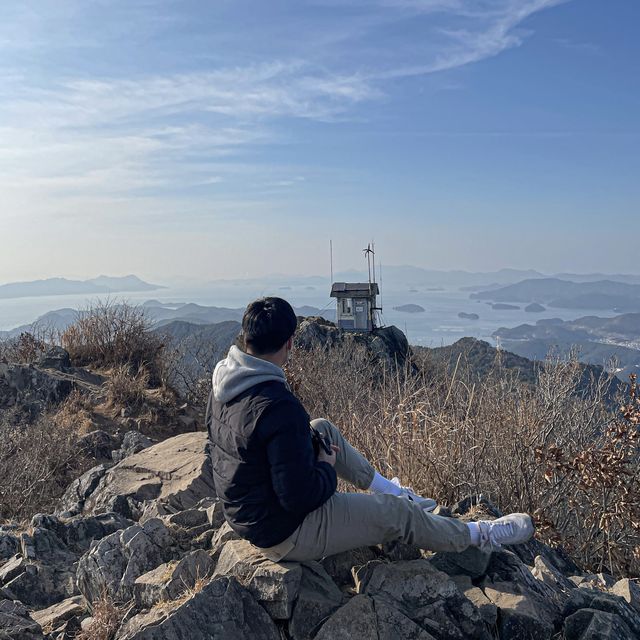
<box><xmin>53</xmin><ymin>388</ymin><xmax>96</xmax><ymax>434</ymax></box>
<box><xmin>61</xmin><ymin>300</ymin><xmax>165</xmax><ymax>382</ymax></box>
<box><xmin>102</xmin><ymin>365</ymin><xmax>150</xmax><ymax>415</ymax></box>
<box><xmin>76</xmin><ymin>594</ymin><xmax>132</xmax><ymax>640</ymax></box>
<box><xmin>0</xmin><ymin>332</ymin><xmax>48</xmax><ymax>364</ymax></box>
<box><xmin>286</xmin><ymin>341</ymin><xmax>633</xmax><ymax>576</ymax></box>
<box><xmin>0</xmin><ymin>407</ymin><xmax>92</xmax><ymax>521</ymax></box>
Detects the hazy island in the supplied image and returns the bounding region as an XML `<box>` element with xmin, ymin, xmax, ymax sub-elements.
<box><xmin>0</xmin><ymin>275</ymin><xmax>164</xmax><ymax>300</ymax></box>
<box><xmin>492</xmin><ymin>303</ymin><xmax>520</xmax><ymax>310</ymax></box>
<box><xmin>458</xmin><ymin>312</ymin><xmax>480</xmax><ymax>320</ymax></box>
<box><xmin>525</xmin><ymin>302</ymin><xmax>546</xmax><ymax>313</ymax></box>
<box><xmin>393</xmin><ymin>304</ymin><xmax>426</xmax><ymax>313</ymax></box>
<box><xmin>472</xmin><ymin>277</ymin><xmax>640</xmax><ymax>311</ymax></box>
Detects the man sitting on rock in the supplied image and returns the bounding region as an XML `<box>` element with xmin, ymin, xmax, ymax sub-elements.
<box><xmin>207</xmin><ymin>297</ymin><xmax>534</xmax><ymax>562</ymax></box>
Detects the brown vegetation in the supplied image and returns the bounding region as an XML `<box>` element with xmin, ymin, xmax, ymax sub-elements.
<box><xmin>0</xmin><ymin>407</ymin><xmax>91</xmax><ymax>521</ymax></box>
<box><xmin>0</xmin><ymin>332</ymin><xmax>48</xmax><ymax>364</ymax></box>
<box><xmin>61</xmin><ymin>299</ymin><xmax>165</xmax><ymax>382</ymax></box>
<box><xmin>287</xmin><ymin>341</ymin><xmax>636</xmax><ymax>577</ymax></box>
<box><xmin>102</xmin><ymin>364</ymin><xmax>151</xmax><ymax>415</ymax></box>
<box><xmin>76</xmin><ymin>593</ymin><xmax>132</xmax><ymax>640</ymax></box>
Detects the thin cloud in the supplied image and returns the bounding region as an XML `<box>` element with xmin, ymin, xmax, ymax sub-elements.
<box><xmin>0</xmin><ymin>0</ymin><xmax>572</xmax><ymax>224</ymax></box>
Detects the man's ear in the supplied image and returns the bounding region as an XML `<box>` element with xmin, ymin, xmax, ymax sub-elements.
<box><xmin>287</xmin><ymin>336</ymin><xmax>294</xmax><ymax>349</ymax></box>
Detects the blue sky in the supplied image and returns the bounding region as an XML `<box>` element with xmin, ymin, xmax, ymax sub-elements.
<box><xmin>0</xmin><ymin>0</ymin><xmax>638</xmax><ymax>282</ymax></box>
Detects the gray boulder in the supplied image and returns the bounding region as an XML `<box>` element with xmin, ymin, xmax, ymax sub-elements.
<box><xmin>210</xmin><ymin>521</ymin><xmax>240</xmax><ymax>562</ymax></box>
<box><xmin>80</xmin><ymin>432</ymin><xmax>215</xmax><ymax>519</ymax></box>
<box><xmin>564</xmin><ymin>608</ymin><xmax>635</xmax><ymax>640</ymax></box>
<box><xmin>483</xmin><ymin>580</ymin><xmax>555</xmax><ymax>639</ymax></box>
<box><xmin>321</xmin><ymin>546</ymin><xmax>378</xmax><ymax>587</ymax></box>
<box><xmin>357</xmin><ymin>558</ymin><xmax>489</xmax><ymax>639</ymax></box>
<box><xmin>288</xmin><ymin>562</ymin><xmax>344</xmax><ymax>639</ymax></box>
<box><xmin>315</xmin><ymin>593</ymin><xmax>437</xmax><ymax>640</ymax></box>
<box><xmin>295</xmin><ymin>318</ymin><xmax>411</xmax><ymax>370</ymax></box>
<box><xmin>76</xmin><ymin>518</ymin><xmax>176</xmax><ymax>604</ymax></box>
<box><xmin>133</xmin><ymin>550</ymin><xmax>215</xmax><ymax>609</ymax></box>
<box><xmin>55</xmin><ymin>512</ymin><xmax>133</xmax><ymax>554</ymax></box>
<box><xmin>0</xmin><ymin>555</ymin><xmax>76</xmax><ymax>609</ymax></box>
<box><xmin>111</xmin><ymin>431</ymin><xmax>153</xmax><ymax>463</ymax></box>
<box><xmin>483</xmin><ymin>549</ymin><xmax>566</xmax><ymax>623</ymax></box>
<box><xmin>315</xmin><ymin>594</ymin><xmax>379</xmax><ymax>640</ymax></box>
<box><xmin>116</xmin><ymin>576</ymin><xmax>279</xmax><ymax>640</ymax></box>
<box><xmin>38</xmin><ymin>347</ymin><xmax>71</xmax><ymax>371</ymax></box>
<box><xmin>0</xmin><ymin>363</ymin><xmax>73</xmax><ymax>415</ymax></box>
<box><xmin>31</xmin><ymin>596</ymin><xmax>85</xmax><ymax>635</ymax></box>
<box><xmin>0</xmin><ymin>599</ymin><xmax>43</xmax><ymax>639</ymax></box>
<box><xmin>428</xmin><ymin>546</ymin><xmax>491</xmax><ymax>579</ymax></box>
<box><xmin>375</xmin><ymin>598</ymin><xmax>438</xmax><ymax>640</ymax></box>
<box><xmin>0</xmin><ymin>533</ymin><xmax>19</xmax><ymax>564</ymax></box>
<box><xmin>562</xmin><ymin>587</ymin><xmax>640</xmax><ymax>636</ymax></box>
<box><xmin>451</xmin><ymin>575</ymin><xmax>497</xmax><ymax>626</ymax></box>
<box><xmin>611</xmin><ymin>578</ymin><xmax>640</xmax><ymax>613</ymax></box>
<box><xmin>213</xmin><ymin>539</ymin><xmax>302</xmax><ymax>619</ymax></box>
<box><xmin>56</xmin><ymin>464</ymin><xmax>109</xmax><ymax>517</ymax></box>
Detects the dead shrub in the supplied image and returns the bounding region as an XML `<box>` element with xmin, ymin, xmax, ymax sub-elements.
<box><xmin>102</xmin><ymin>365</ymin><xmax>150</xmax><ymax>415</ymax></box>
<box><xmin>76</xmin><ymin>593</ymin><xmax>131</xmax><ymax>640</ymax></box>
<box><xmin>536</xmin><ymin>373</ymin><xmax>640</xmax><ymax>576</ymax></box>
<box><xmin>0</xmin><ymin>408</ymin><xmax>91</xmax><ymax>521</ymax></box>
<box><xmin>0</xmin><ymin>332</ymin><xmax>47</xmax><ymax>364</ymax></box>
<box><xmin>61</xmin><ymin>300</ymin><xmax>165</xmax><ymax>382</ymax></box>
<box><xmin>287</xmin><ymin>340</ymin><xmax>626</xmax><ymax>575</ymax></box>
<box><xmin>53</xmin><ymin>388</ymin><xmax>96</xmax><ymax>434</ymax></box>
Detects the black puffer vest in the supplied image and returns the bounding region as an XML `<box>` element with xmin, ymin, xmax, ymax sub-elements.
<box><xmin>206</xmin><ymin>380</ymin><xmax>336</xmax><ymax>548</ymax></box>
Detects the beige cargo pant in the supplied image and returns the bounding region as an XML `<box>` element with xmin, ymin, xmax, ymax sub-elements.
<box><xmin>258</xmin><ymin>418</ymin><xmax>471</xmax><ymax>562</ymax></box>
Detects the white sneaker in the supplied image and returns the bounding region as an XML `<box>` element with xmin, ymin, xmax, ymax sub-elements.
<box><xmin>391</xmin><ymin>477</ymin><xmax>437</xmax><ymax>512</ymax></box>
<box><xmin>476</xmin><ymin>513</ymin><xmax>535</xmax><ymax>552</ymax></box>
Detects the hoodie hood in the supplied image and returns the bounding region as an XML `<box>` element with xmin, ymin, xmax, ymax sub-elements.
<box><xmin>212</xmin><ymin>345</ymin><xmax>288</xmax><ymax>404</ymax></box>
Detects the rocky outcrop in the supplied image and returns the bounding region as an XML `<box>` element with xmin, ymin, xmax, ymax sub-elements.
<box><xmin>63</xmin><ymin>432</ymin><xmax>215</xmax><ymax>520</ymax></box>
<box><xmin>214</xmin><ymin>539</ymin><xmax>303</xmax><ymax>619</ymax></box>
<box><xmin>76</xmin><ymin>518</ymin><xmax>177</xmax><ymax>603</ymax></box>
<box><xmin>0</xmin><ymin>348</ymin><xmax>105</xmax><ymax>417</ymax></box>
<box><xmin>2</xmin><ymin>433</ymin><xmax>640</xmax><ymax>640</ymax></box>
<box><xmin>117</xmin><ymin>576</ymin><xmax>280</xmax><ymax>640</ymax></box>
<box><xmin>0</xmin><ymin>599</ymin><xmax>43</xmax><ymax>639</ymax></box>
<box><xmin>295</xmin><ymin>317</ymin><xmax>412</xmax><ymax>370</ymax></box>
<box><xmin>0</xmin><ymin>363</ymin><xmax>73</xmax><ymax>416</ymax></box>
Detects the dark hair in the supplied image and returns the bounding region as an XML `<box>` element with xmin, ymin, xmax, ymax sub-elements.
<box><xmin>242</xmin><ymin>297</ymin><xmax>297</xmax><ymax>355</ymax></box>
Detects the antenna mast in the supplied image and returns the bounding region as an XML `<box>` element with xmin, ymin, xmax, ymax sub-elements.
<box><xmin>330</xmin><ymin>239</ymin><xmax>333</xmax><ymax>283</ymax></box>
<box><xmin>371</xmin><ymin>241</ymin><xmax>376</xmax><ymax>284</ymax></box>
<box><xmin>363</xmin><ymin>244</ymin><xmax>373</xmax><ymax>284</ymax></box>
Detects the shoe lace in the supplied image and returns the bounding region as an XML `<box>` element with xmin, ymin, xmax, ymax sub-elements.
<box><xmin>490</xmin><ymin>521</ymin><xmax>515</xmax><ymax>545</ymax></box>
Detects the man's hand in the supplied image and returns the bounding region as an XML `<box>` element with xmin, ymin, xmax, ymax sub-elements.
<box><xmin>318</xmin><ymin>444</ymin><xmax>339</xmax><ymax>467</ymax></box>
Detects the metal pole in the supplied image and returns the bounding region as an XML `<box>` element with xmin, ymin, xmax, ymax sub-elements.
<box><xmin>330</xmin><ymin>239</ymin><xmax>333</xmax><ymax>283</ymax></box>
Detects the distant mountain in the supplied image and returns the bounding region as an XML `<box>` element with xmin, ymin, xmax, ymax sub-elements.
<box><xmin>145</xmin><ymin>302</ymin><xmax>335</xmax><ymax>327</ymax></box>
<box><xmin>471</xmin><ymin>278</ymin><xmax>640</xmax><ymax>311</ymax></box>
<box><xmin>494</xmin><ymin>312</ymin><xmax>640</xmax><ymax>380</ymax></box>
<box><xmin>0</xmin><ymin>301</ymin><xmax>334</xmax><ymax>341</ymax></box>
<box><xmin>87</xmin><ymin>275</ymin><xmax>164</xmax><ymax>292</ymax></box>
<box><xmin>0</xmin><ymin>308</ymin><xmax>78</xmax><ymax>340</ymax></box>
<box><xmin>415</xmin><ymin>337</ymin><xmax>624</xmax><ymax>404</ymax></box>
<box><xmin>0</xmin><ymin>275</ymin><xmax>164</xmax><ymax>300</ymax></box>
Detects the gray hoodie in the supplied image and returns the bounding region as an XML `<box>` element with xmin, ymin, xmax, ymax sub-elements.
<box><xmin>212</xmin><ymin>345</ymin><xmax>289</xmax><ymax>404</ymax></box>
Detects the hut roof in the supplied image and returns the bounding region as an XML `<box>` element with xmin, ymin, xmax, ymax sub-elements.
<box><xmin>330</xmin><ymin>282</ymin><xmax>379</xmax><ymax>297</ymax></box>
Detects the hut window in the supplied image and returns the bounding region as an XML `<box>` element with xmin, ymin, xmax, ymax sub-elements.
<box><xmin>341</xmin><ymin>299</ymin><xmax>352</xmax><ymax>314</ymax></box>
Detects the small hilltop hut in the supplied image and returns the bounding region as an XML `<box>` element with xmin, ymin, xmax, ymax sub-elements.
<box><xmin>330</xmin><ymin>282</ymin><xmax>380</xmax><ymax>331</ymax></box>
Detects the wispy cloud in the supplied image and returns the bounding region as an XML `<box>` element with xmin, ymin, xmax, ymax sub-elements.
<box><xmin>0</xmin><ymin>0</ymin><xmax>571</xmax><ymax>223</ymax></box>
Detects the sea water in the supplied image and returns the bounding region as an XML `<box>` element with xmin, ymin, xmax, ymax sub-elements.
<box><xmin>0</xmin><ymin>283</ymin><xmax>620</xmax><ymax>348</ymax></box>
